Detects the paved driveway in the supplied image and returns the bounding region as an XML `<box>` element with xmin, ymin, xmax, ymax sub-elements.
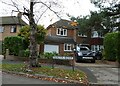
<box><xmin>75</xmin><ymin>61</ymin><xmax>120</xmax><ymax>85</ymax></box>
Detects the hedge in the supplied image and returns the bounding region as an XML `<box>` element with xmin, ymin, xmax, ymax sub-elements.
<box><xmin>117</xmin><ymin>32</ymin><xmax>120</xmax><ymax>63</ymax></box>
<box><xmin>103</xmin><ymin>32</ymin><xmax>119</xmax><ymax>61</ymax></box>
<box><xmin>3</xmin><ymin>36</ymin><xmax>28</xmax><ymax>56</ymax></box>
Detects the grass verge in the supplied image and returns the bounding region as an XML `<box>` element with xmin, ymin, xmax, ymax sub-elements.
<box><xmin>2</xmin><ymin>63</ymin><xmax>88</xmax><ymax>84</ymax></box>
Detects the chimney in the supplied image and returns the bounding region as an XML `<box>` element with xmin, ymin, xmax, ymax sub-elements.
<box><xmin>17</xmin><ymin>12</ymin><xmax>22</xmax><ymax>19</ymax></box>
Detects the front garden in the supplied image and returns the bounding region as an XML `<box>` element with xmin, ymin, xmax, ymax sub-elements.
<box><xmin>1</xmin><ymin>63</ymin><xmax>88</xmax><ymax>84</ymax></box>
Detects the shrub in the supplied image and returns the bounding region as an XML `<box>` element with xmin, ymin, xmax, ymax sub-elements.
<box><xmin>39</xmin><ymin>52</ymin><xmax>58</xmax><ymax>59</ymax></box>
<box><xmin>103</xmin><ymin>32</ymin><xmax>118</xmax><ymax>61</ymax></box>
<box><xmin>3</xmin><ymin>36</ymin><xmax>28</xmax><ymax>56</ymax></box>
<box><xmin>116</xmin><ymin>32</ymin><xmax>120</xmax><ymax>63</ymax></box>
<box><xmin>63</xmin><ymin>52</ymin><xmax>73</xmax><ymax>56</ymax></box>
<box><xmin>19</xmin><ymin>49</ymin><xmax>30</xmax><ymax>57</ymax></box>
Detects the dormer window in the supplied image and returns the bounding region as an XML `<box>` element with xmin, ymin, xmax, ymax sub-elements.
<box><xmin>57</xmin><ymin>28</ymin><xmax>67</xmax><ymax>36</ymax></box>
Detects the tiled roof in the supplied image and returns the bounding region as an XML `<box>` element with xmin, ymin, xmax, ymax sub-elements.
<box><xmin>45</xmin><ymin>35</ymin><xmax>75</xmax><ymax>44</ymax></box>
<box><xmin>47</xmin><ymin>19</ymin><xmax>80</xmax><ymax>29</ymax></box>
<box><xmin>0</xmin><ymin>16</ymin><xmax>27</xmax><ymax>25</ymax></box>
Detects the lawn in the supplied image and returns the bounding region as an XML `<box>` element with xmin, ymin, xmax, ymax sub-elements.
<box><xmin>2</xmin><ymin>63</ymin><xmax>88</xmax><ymax>83</ymax></box>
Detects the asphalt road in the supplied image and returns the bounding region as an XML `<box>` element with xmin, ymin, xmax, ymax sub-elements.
<box><xmin>2</xmin><ymin>72</ymin><xmax>61</xmax><ymax>84</ymax></box>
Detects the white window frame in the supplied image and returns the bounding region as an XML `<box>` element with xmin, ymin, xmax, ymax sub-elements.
<box><xmin>10</xmin><ymin>26</ymin><xmax>16</xmax><ymax>33</ymax></box>
<box><xmin>91</xmin><ymin>31</ymin><xmax>103</xmax><ymax>38</ymax></box>
<box><xmin>0</xmin><ymin>26</ymin><xmax>4</xmax><ymax>33</ymax></box>
<box><xmin>91</xmin><ymin>31</ymin><xmax>98</xmax><ymax>38</ymax></box>
<box><xmin>57</xmin><ymin>28</ymin><xmax>67</xmax><ymax>36</ymax></box>
<box><xmin>78</xmin><ymin>33</ymin><xmax>87</xmax><ymax>37</ymax></box>
<box><xmin>91</xmin><ymin>45</ymin><xmax>103</xmax><ymax>51</ymax></box>
<box><xmin>64</xmin><ymin>44</ymin><xmax>72</xmax><ymax>51</ymax></box>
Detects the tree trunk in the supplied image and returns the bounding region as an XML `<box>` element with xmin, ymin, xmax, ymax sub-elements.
<box><xmin>29</xmin><ymin>1</ymin><xmax>39</xmax><ymax>67</ymax></box>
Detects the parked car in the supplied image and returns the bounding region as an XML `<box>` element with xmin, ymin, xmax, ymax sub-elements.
<box><xmin>94</xmin><ymin>50</ymin><xmax>103</xmax><ymax>60</ymax></box>
<box><xmin>75</xmin><ymin>46</ymin><xmax>96</xmax><ymax>63</ymax></box>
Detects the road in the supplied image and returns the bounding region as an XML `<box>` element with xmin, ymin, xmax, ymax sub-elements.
<box><xmin>2</xmin><ymin>72</ymin><xmax>61</xmax><ymax>84</ymax></box>
<box><xmin>76</xmin><ymin>61</ymin><xmax>120</xmax><ymax>85</ymax></box>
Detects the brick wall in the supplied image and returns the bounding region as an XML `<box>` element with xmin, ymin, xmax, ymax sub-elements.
<box><xmin>2</xmin><ymin>25</ymin><xmax>20</xmax><ymax>40</ymax></box>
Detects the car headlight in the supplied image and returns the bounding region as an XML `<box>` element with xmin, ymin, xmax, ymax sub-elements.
<box><xmin>78</xmin><ymin>52</ymin><xmax>83</xmax><ymax>56</ymax></box>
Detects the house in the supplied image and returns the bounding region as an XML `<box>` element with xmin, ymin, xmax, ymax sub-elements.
<box><xmin>39</xmin><ymin>19</ymin><xmax>79</xmax><ymax>55</ymax></box>
<box><xmin>40</xmin><ymin>19</ymin><xmax>104</xmax><ymax>55</ymax></box>
<box><xmin>0</xmin><ymin>15</ymin><xmax>27</xmax><ymax>54</ymax></box>
<box><xmin>40</xmin><ymin>19</ymin><xmax>91</xmax><ymax>55</ymax></box>
<box><xmin>90</xmin><ymin>30</ymin><xmax>104</xmax><ymax>51</ymax></box>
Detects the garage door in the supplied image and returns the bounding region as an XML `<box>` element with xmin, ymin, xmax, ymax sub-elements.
<box><xmin>44</xmin><ymin>44</ymin><xmax>59</xmax><ymax>53</ymax></box>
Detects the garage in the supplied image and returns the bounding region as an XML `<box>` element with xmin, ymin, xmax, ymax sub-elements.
<box><xmin>44</xmin><ymin>44</ymin><xmax>59</xmax><ymax>53</ymax></box>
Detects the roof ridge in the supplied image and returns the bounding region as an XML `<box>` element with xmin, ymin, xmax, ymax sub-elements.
<box><xmin>0</xmin><ymin>16</ymin><xmax>16</xmax><ymax>18</ymax></box>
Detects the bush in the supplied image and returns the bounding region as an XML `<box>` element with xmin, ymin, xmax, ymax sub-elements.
<box><xmin>103</xmin><ymin>32</ymin><xmax>118</xmax><ymax>61</ymax></box>
<box><xmin>116</xmin><ymin>32</ymin><xmax>120</xmax><ymax>63</ymax></box>
<box><xmin>19</xmin><ymin>49</ymin><xmax>30</xmax><ymax>57</ymax></box>
<box><xmin>3</xmin><ymin>36</ymin><xmax>28</xmax><ymax>56</ymax></box>
<box><xmin>39</xmin><ymin>52</ymin><xmax>58</xmax><ymax>59</ymax></box>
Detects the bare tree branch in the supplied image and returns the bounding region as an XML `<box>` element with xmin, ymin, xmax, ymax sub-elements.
<box><xmin>1</xmin><ymin>1</ymin><xmax>15</xmax><ymax>7</ymax></box>
<box><xmin>35</xmin><ymin>7</ymin><xmax>49</xmax><ymax>24</ymax></box>
<box><xmin>11</xmin><ymin>0</ymin><xmax>20</xmax><ymax>12</ymax></box>
<box><xmin>34</xmin><ymin>1</ymin><xmax>61</xmax><ymax>19</ymax></box>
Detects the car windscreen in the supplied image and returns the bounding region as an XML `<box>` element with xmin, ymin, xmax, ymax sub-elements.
<box><xmin>80</xmin><ymin>47</ymin><xmax>89</xmax><ymax>51</ymax></box>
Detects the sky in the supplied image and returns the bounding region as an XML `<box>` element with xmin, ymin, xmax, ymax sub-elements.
<box><xmin>0</xmin><ymin>0</ymin><xmax>99</xmax><ymax>27</ymax></box>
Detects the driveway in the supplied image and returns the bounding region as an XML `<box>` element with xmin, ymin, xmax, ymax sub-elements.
<box><xmin>75</xmin><ymin>61</ymin><xmax>119</xmax><ymax>85</ymax></box>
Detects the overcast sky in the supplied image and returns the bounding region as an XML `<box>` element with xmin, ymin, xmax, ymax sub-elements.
<box><xmin>0</xmin><ymin>0</ymin><xmax>99</xmax><ymax>27</ymax></box>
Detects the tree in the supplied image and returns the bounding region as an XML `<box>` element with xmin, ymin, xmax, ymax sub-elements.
<box><xmin>91</xmin><ymin>0</ymin><xmax>120</xmax><ymax>66</ymax></box>
<box><xmin>70</xmin><ymin>11</ymin><xmax>106</xmax><ymax>43</ymax></box>
<box><xmin>18</xmin><ymin>25</ymin><xmax>46</xmax><ymax>48</ymax></box>
<box><xmin>1</xmin><ymin>0</ymin><xmax>62</xmax><ymax>67</ymax></box>
<box><xmin>91</xmin><ymin>0</ymin><xmax>120</xmax><ymax>32</ymax></box>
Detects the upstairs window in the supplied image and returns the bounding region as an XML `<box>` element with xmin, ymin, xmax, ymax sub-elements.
<box><xmin>64</xmin><ymin>44</ymin><xmax>72</xmax><ymax>51</ymax></box>
<box><xmin>57</xmin><ymin>28</ymin><xmax>67</xmax><ymax>36</ymax></box>
<box><xmin>91</xmin><ymin>31</ymin><xmax>103</xmax><ymax>38</ymax></box>
<box><xmin>10</xmin><ymin>26</ymin><xmax>16</xmax><ymax>33</ymax></box>
<box><xmin>78</xmin><ymin>33</ymin><xmax>87</xmax><ymax>37</ymax></box>
<box><xmin>91</xmin><ymin>31</ymin><xmax>98</xmax><ymax>38</ymax></box>
<box><xmin>0</xmin><ymin>26</ymin><xmax>4</xmax><ymax>33</ymax></box>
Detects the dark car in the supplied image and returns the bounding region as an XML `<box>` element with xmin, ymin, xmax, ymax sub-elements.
<box><xmin>75</xmin><ymin>46</ymin><xmax>96</xmax><ymax>63</ymax></box>
<box><xmin>94</xmin><ymin>50</ymin><xmax>103</xmax><ymax>60</ymax></box>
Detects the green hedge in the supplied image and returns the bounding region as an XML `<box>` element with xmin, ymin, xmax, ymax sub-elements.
<box><xmin>117</xmin><ymin>32</ymin><xmax>120</xmax><ymax>63</ymax></box>
<box><xmin>3</xmin><ymin>36</ymin><xmax>28</xmax><ymax>56</ymax></box>
<box><xmin>103</xmin><ymin>32</ymin><xmax>118</xmax><ymax>61</ymax></box>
